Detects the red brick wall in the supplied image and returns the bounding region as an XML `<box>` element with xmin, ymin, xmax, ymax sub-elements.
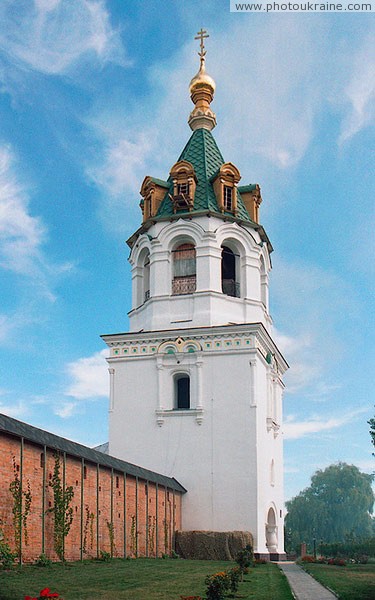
<box><xmin>0</xmin><ymin>432</ymin><xmax>183</xmax><ymax>563</ymax></box>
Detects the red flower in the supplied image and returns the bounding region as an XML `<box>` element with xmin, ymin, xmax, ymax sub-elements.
<box><xmin>24</xmin><ymin>596</ymin><xmax>38</xmax><ymax>600</ymax></box>
<box><xmin>39</xmin><ymin>589</ymin><xmax>59</xmax><ymax>598</ymax></box>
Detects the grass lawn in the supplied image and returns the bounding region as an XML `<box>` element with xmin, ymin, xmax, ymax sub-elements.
<box><xmin>0</xmin><ymin>559</ymin><xmax>293</xmax><ymax>600</ymax></box>
<box><xmin>302</xmin><ymin>563</ymin><xmax>375</xmax><ymax>600</ymax></box>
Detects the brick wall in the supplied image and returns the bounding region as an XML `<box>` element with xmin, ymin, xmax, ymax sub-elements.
<box><xmin>0</xmin><ymin>431</ymin><xmax>183</xmax><ymax>563</ymax></box>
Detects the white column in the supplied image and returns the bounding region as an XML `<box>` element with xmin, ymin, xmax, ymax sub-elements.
<box><xmin>108</xmin><ymin>368</ymin><xmax>115</xmax><ymax>412</ymax></box>
<box><xmin>249</xmin><ymin>359</ymin><xmax>257</xmax><ymax>407</ymax></box>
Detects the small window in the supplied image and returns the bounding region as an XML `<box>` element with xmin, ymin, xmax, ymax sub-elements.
<box><xmin>177</xmin><ymin>182</ymin><xmax>189</xmax><ymax>197</ymax></box>
<box><xmin>83</xmin><ymin>466</ymin><xmax>87</xmax><ymax>480</ymax></box>
<box><xmin>224</xmin><ymin>186</ymin><xmax>233</xmax><ymax>211</ymax></box>
<box><xmin>175</xmin><ymin>374</ymin><xmax>190</xmax><ymax>410</ymax></box>
<box><xmin>116</xmin><ymin>476</ymin><xmax>119</xmax><ymax>489</ymax></box>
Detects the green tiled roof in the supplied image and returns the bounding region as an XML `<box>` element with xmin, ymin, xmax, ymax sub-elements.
<box><xmin>155</xmin><ymin>129</ymin><xmax>253</xmax><ymax>222</ymax></box>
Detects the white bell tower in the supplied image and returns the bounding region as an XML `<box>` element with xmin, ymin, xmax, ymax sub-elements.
<box><xmin>103</xmin><ymin>30</ymin><xmax>288</xmax><ymax>559</ymax></box>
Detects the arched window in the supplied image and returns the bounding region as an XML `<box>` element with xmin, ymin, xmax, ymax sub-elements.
<box><xmin>221</xmin><ymin>246</ymin><xmax>240</xmax><ymax>297</ymax></box>
<box><xmin>172</xmin><ymin>243</ymin><xmax>196</xmax><ymax>295</ymax></box>
<box><xmin>143</xmin><ymin>255</ymin><xmax>150</xmax><ymax>302</ymax></box>
<box><xmin>174</xmin><ymin>374</ymin><xmax>190</xmax><ymax>409</ymax></box>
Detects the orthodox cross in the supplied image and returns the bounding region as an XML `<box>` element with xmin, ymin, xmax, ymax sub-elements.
<box><xmin>194</xmin><ymin>28</ymin><xmax>209</xmax><ymax>62</ymax></box>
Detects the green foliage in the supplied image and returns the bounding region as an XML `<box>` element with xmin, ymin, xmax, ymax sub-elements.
<box><xmin>204</xmin><ymin>571</ymin><xmax>230</xmax><ymax>600</ymax></box>
<box><xmin>285</xmin><ymin>463</ymin><xmax>374</xmax><ymax>551</ymax></box>
<box><xmin>368</xmin><ymin>415</ymin><xmax>375</xmax><ymax>456</ymax></box>
<box><xmin>9</xmin><ymin>455</ymin><xmax>32</xmax><ymax>558</ymax></box>
<box><xmin>235</xmin><ymin>544</ymin><xmax>253</xmax><ymax>580</ymax></box>
<box><xmin>106</xmin><ymin>520</ymin><xmax>115</xmax><ymax>557</ymax></box>
<box><xmin>228</xmin><ymin>566</ymin><xmax>241</xmax><ymax>594</ymax></box>
<box><xmin>319</xmin><ymin>538</ymin><xmax>375</xmax><ymax>560</ymax></box>
<box><xmin>99</xmin><ymin>550</ymin><xmax>111</xmax><ymax>562</ymax></box>
<box><xmin>48</xmin><ymin>452</ymin><xmax>74</xmax><ymax>561</ymax></box>
<box><xmin>35</xmin><ymin>553</ymin><xmax>52</xmax><ymax>567</ymax></box>
<box><xmin>0</xmin><ymin>538</ymin><xmax>16</xmax><ymax>569</ymax></box>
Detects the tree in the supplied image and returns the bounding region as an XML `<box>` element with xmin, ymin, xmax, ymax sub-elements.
<box><xmin>368</xmin><ymin>415</ymin><xmax>375</xmax><ymax>456</ymax></box>
<box><xmin>285</xmin><ymin>462</ymin><xmax>374</xmax><ymax>552</ymax></box>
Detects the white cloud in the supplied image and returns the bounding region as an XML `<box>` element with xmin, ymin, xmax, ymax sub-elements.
<box><xmin>87</xmin><ymin>133</ymin><xmax>152</xmax><ymax>198</ymax></box>
<box><xmin>0</xmin><ymin>0</ymin><xmax>126</xmax><ymax>76</ymax></box>
<box><xmin>0</xmin><ymin>146</ymin><xmax>46</xmax><ymax>274</ymax></box>
<box><xmin>65</xmin><ymin>348</ymin><xmax>109</xmax><ymax>400</ymax></box>
<box><xmin>283</xmin><ymin>408</ymin><xmax>368</xmax><ymax>440</ymax></box>
<box><xmin>0</xmin><ymin>400</ymin><xmax>29</xmax><ymax>419</ymax></box>
<box><xmin>0</xmin><ymin>144</ymin><xmax>72</xmax><ymax>298</ymax></box>
<box><xmin>339</xmin><ymin>33</ymin><xmax>375</xmax><ymax>144</ymax></box>
<box><xmin>271</xmin><ymin>256</ymin><xmax>360</xmax><ymax>398</ymax></box>
<box><xmin>54</xmin><ymin>401</ymin><xmax>77</xmax><ymax>419</ymax></box>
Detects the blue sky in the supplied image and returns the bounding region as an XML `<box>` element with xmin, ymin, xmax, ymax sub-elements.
<box><xmin>0</xmin><ymin>0</ymin><xmax>373</xmax><ymax>502</ymax></box>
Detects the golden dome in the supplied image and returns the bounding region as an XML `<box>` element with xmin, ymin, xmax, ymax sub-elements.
<box><xmin>189</xmin><ymin>60</ymin><xmax>216</xmax><ymax>95</ymax></box>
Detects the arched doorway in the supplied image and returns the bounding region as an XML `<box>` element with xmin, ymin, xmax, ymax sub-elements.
<box><xmin>266</xmin><ymin>507</ymin><xmax>278</xmax><ymax>553</ymax></box>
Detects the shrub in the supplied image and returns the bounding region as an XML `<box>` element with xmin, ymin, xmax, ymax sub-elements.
<box><xmin>35</xmin><ymin>554</ymin><xmax>52</xmax><ymax>567</ymax></box>
<box><xmin>0</xmin><ymin>539</ymin><xmax>16</xmax><ymax>569</ymax></box>
<box><xmin>228</xmin><ymin>567</ymin><xmax>241</xmax><ymax>594</ymax></box>
<box><xmin>327</xmin><ymin>557</ymin><xmax>346</xmax><ymax>566</ymax></box>
<box><xmin>99</xmin><ymin>550</ymin><xmax>111</xmax><ymax>562</ymax></box>
<box><xmin>301</xmin><ymin>555</ymin><xmax>316</xmax><ymax>563</ymax></box>
<box><xmin>235</xmin><ymin>544</ymin><xmax>253</xmax><ymax>580</ymax></box>
<box><xmin>205</xmin><ymin>571</ymin><xmax>230</xmax><ymax>600</ymax></box>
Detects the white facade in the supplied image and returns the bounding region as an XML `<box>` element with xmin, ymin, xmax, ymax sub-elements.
<box><xmin>104</xmin><ymin>212</ymin><xmax>288</xmax><ymax>557</ymax></box>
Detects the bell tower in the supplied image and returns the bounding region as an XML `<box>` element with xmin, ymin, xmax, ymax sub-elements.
<box><xmin>103</xmin><ymin>31</ymin><xmax>287</xmax><ymax>559</ymax></box>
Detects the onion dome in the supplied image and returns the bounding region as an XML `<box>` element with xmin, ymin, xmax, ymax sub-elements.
<box><xmin>188</xmin><ymin>29</ymin><xmax>217</xmax><ymax>132</ymax></box>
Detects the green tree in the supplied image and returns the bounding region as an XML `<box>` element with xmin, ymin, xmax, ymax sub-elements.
<box><xmin>285</xmin><ymin>463</ymin><xmax>374</xmax><ymax>552</ymax></box>
<box><xmin>368</xmin><ymin>415</ymin><xmax>375</xmax><ymax>456</ymax></box>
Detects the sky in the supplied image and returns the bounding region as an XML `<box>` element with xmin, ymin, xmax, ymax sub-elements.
<box><xmin>0</xmin><ymin>0</ymin><xmax>374</xmax><ymax>503</ymax></box>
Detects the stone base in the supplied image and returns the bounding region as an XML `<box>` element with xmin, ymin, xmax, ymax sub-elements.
<box><xmin>175</xmin><ymin>530</ymin><xmax>253</xmax><ymax>561</ymax></box>
<box><xmin>254</xmin><ymin>552</ymin><xmax>287</xmax><ymax>562</ymax></box>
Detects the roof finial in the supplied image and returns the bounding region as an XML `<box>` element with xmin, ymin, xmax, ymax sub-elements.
<box><xmin>195</xmin><ymin>28</ymin><xmax>209</xmax><ymax>67</ymax></box>
<box><xmin>188</xmin><ymin>29</ymin><xmax>216</xmax><ymax>132</ymax></box>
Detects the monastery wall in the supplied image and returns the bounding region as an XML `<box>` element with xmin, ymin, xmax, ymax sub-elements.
<box><xmin>0</xmin><ymin>423</ymin><xmax>184</xmax><ymax>563</ymax></box>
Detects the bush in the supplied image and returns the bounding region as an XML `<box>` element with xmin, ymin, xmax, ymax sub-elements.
<box><xmin>205</xmin><ymin>571</ymin><xmax>230</xmax><ymax>600</ymax></box>
<box><xmin>319</xmin><ymin>539</ymin><xmax>375</xmax><ymax>559</ymax></box>
<box><xmin>327</xmin><ymin>557</ymin><xmax>346</xmax><ymax>566</ymax></box>
<box><xmin>235</xmin><ymin>544</ymin><xmax>253</xmax><ymax>580</ymax></box>
<box><xmin>0</xmin><ymin>539</ymin><xmax>16</xmax><ymax>569</ymax></box>
<box><xmin>35</xmin><ymin>554</ymin><xmax>52</xmax><ymax>567</ymax></box>
<box><xmin>301</xmin><ymin>555</ymin><xmax>316</xmax><ymax>563</ymax></box>
<box><xmin>228</xmin><ymin>567</ymin><xmax>241</xmax><ymax>594</ymax></box>
<box><xmin>98</xmin><ymin>550</ymin><xmax>111</xmax><ymax>562</ymax></box>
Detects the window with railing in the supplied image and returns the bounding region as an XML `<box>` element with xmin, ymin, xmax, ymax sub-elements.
<box><xmin>221</xmin><ymin>246</ymin><xmax>240</xmax><ymax>298</ymax></box>
<box><xmin>172</xmin><ymin>243</ymin><xmax>196</xmax><ymax>295</ymax></box>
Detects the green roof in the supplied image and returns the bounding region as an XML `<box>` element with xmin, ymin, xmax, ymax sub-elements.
<box><xmin>155</xmin><ymin>128</ymin><xmax>253</xmax><ymax>222</ymax></box>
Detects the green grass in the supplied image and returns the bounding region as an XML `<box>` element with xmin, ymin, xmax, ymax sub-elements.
<box><xmin>0</xmin><ymin>559</ymin><xmax>293</xmax><ymax>600</ymax></box>
<box><xmin>303</xmin><ymin>563</ymin><xmax>375</xmax><ymax>600</ymax></box>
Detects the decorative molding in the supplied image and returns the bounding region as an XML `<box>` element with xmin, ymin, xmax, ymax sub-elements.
<box><xmin>155</xmin><ymin>408</ymin><xmax>204</xmax><ymax>427</ymax></box>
